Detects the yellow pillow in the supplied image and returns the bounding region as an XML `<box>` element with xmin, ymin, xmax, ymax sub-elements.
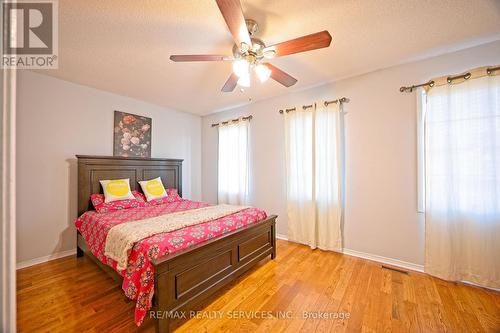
<box><xmin>99</xmin><ymin>178</ymin><xmax>135</xmax><ymax>203</ymax></box>
<box><xmin>138</xmin><ymin>177</ymin><xmax>167</xmax><ymax>202</ymax></box>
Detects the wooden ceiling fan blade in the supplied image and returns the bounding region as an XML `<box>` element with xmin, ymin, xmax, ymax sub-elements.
<box><xmin>170</xmin><ymin>55</ymin><xmax>233</xmax><ymax>62</ymax></box>
<box><xmin>221</xmin><ymin>73</ymin><xmax>239</xmax><ymax>92</ymax></box>
<box><xmin>265</xmin><ymin>30</ymin><xmax>332</xmax><ymax>57</ymax></box>
<box><xmin>215</xmin><ymin>0</ymin><xmax>252</xmax><ymax>49</ymax></box>
<box><xmin>264</xmin><ymin>63</ymin><xmax>297</xmax><ymax>87</ymax></box>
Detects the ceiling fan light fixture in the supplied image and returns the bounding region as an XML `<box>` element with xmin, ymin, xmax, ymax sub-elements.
<box><xmin>240</xmin><ymin>41</ymin><xmax>250</xmax><ymax>53</ymax></box>
<box><xmin>169</xmin><ymin>3</ymin><xmax>332</xmax><ymax>93</ymax></box>
<box><xmin>232</xmin><ymin>59</ymin><xmax>249</xmax><ymax>77</ymax></box>
<box><xmin>255</xmin><ymin>64</ymin><xmax>271</xmax><ymax>82</ymax></box>
<box><xmin>263</xmin><ymin>48</ymin><xmax>276</xmax><ymax>59</ymax></box>
<box><xmin>237</xmin><ymin>73</ymin><xmax>250</xmax><ymax>87</ymax></box>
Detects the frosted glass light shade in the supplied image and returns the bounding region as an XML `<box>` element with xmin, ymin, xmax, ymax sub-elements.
<box><xmin>255</xmin><ymin>64</ymin><xmax>271</xmax><ymax>82</ymax></box>
<box><xmin>233</xmin><ymin>60</ymin><xmax>249</xmax><ymax>78</ymax></box>
<box><xmin>237</xmin><ymin>73</ymin><xmax>250</xmax><ymax>87</ymax></box>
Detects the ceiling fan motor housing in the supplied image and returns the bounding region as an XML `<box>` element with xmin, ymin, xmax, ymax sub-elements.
<box><xmin>232</xmin><ymin>19</ymin><xmax>267</xmax><ymax>64</ymax></box>
<box><xmin>245</xmin><ymin>19</ymin><xmax>259</xmax><ymax>35</ymax></box>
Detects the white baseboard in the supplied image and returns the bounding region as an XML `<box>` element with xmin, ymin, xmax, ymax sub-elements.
<box><xmin>276</xmin><ymin>234</ymin><xmax>423</xmax><ymax>273</ymax></box>
<box><xmin>342</xmin><ymin>248</ymin><xmax>424</xmax><ymax>273</ymax></box>
<box><xmin>276</xmin><ymin>233</ymin><xmax>289</xmax><ymax>241</ymax></box>
<box><xmin>461</xmin><ymin>280</ymin><xmax>500</xmax><ymax>292</ymax></box>
<box><xmin>16</xmin><ymin>249</ymin><xmax>76</xmax><ymax>270</ymax></box>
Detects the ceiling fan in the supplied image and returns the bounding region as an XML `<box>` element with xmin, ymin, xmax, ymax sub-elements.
<box><xmin>169</xmin><ymin>0</ymin><xmax>332</xmax><ymax>92</ymax></box>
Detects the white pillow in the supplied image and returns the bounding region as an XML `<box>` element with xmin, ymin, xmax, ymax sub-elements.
<box><xmin>138</xmin><ymin>177</ymin><xmax>167</xmax><ymax>202</ymax></box>
<box><xmin>99</xmin><ymin>178</ymin><xmax>136</xmax><ymax>203</ymax></box>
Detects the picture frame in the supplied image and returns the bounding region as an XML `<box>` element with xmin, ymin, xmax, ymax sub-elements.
<box><xmin>113</xmin><ymin>111</ymin><xmax>152</xmax><ymax>158</ymax></box>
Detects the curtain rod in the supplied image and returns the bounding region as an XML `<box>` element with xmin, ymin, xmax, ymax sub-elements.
<box><xmin>211</xmin><ymin>115</ymin><xmax>252</xmax><ymax>127</ymax></box>
<box><xmin>400</xmin><ymin>65</ymin><xmax>500</xmax><ymax>93</ymax></box>
<box><xmin>278</xmin><ymin>97</ymin><xmax>349</xmax><ymax>114</ymax></box>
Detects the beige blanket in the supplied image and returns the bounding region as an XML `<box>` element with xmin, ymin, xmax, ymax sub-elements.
<box><xmin>104</xmin><ymin>204</ymin><xmax>248</xmax><ymax>270</ymax></box>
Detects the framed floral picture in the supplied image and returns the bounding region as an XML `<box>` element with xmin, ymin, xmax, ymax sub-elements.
<box><xmin>113</xmin><ymin>111</ymin><xmax>152</xmax><ymax>158</ymax></box>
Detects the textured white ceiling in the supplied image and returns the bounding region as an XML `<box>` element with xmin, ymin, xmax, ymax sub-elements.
<box><xmin>37</xmin><ymin>0</ymin><xmax>500</xmax><ymax>115</ymax></box>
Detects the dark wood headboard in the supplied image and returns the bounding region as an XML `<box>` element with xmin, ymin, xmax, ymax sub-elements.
<box><xmin>76</xmin><ymin>155</ymin><xmax>183</xmax><ymax>216</ymax></box>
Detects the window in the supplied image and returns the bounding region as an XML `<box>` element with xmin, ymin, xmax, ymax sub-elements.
<box><xmin>417</xmin><ymin>88</ymin><xmax>426</xmax><ymax>213</ymax></box>
<box><xmin>424</xmin><ymin>76</ymin><xmax>500</xmax><ymax>219</ymax></box>
<box><xmin>217</xmin><ymin>120</ymin><xmax>249</xmax><ymax>205</ymax></box>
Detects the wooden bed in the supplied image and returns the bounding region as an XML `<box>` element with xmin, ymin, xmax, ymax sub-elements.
<box><xmin>75</xmin><ymin>155</ymin><xmax>277</xmax><ymax>332</ymax></box>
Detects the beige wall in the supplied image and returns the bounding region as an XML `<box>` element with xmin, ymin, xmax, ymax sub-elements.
<box><xmin>201</xmin><ymin>40</ymin><xmax>500</xmax><ymax>266</ymax></box>
<box><xmin>16</xmin><ymin>71</ymin><xmax>201</xmax><ymax>264</ymax></box>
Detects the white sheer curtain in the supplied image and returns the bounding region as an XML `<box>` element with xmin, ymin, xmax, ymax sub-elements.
<box><xmin>217</xmin><ymin>120</ymin><xmax>249</xmax><ymax>205</ymax></box>
<box><xmin>284</xmin><ymin>102</ymin><xmax>343</xmax><ymax>251</ymax></box>
<box><xmin>424</xmin><ymin>74</ymin><xmax>500</xmax><ymax>289</ymax></box>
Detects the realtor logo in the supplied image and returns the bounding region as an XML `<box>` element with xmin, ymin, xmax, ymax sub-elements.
<box><xmin>2</xmin><ymin>0</ymin><xmax>58</xmax><ymax>69</ymax></box>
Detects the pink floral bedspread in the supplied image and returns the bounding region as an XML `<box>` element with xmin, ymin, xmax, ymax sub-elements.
<box><xmin>75</xmin><ymin>199</ymin><xmax>267</xmax><ymax>325</ymax></box>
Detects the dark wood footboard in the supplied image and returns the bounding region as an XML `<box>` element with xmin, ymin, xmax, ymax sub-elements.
<box><xmin>151</xmin><ymin>215</ymin><xmax>277</xmax><ymax>333</ymax></box>
<box><xmin>76</xmin><ymin>215</ymin><xmax>277</xmax><ymax>332</ymax></box>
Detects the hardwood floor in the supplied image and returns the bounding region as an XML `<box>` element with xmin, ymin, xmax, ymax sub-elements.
<box><xmin>17</xmin><ymin>240</ymin><xmax>500</xmax><ymax>332</ymax></box>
